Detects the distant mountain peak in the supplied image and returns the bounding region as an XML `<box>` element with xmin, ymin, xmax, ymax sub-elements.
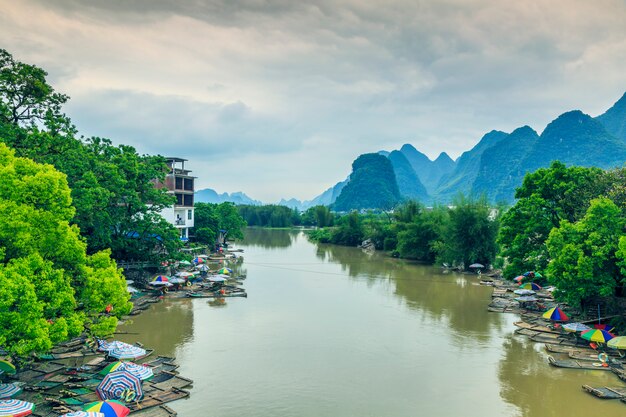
<box><xmin>596</xmin><ymin>91</ymin><xmax>626</xmax><ymax>143</ymax></box>
<box><xmin>434</xmin><ymin>152</ymin><xmax>454</xmax><ymax>164</ymax></box>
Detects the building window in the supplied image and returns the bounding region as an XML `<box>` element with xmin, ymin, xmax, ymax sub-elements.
<box><xmin>175</xmin><ymin>177</ymin><xmax>183</xmax><ymax>190</ymax></box>
<box><xmin>187</xmin><ymin>210</ymin><xmax>192</xmax><ymax>220</ymax></box>
<box><xmin>175</xmin><ymin>193</ymin><xmax>183</xmax><ymax>206</ymax></box>
<box><xmin>184</xmin><ymin>178</ymin><xmax>194</xmax><ymax>191</ymax></box>
<box><xmin>183</xmin><ymin>194</ymin><xmax>194</xmax><ymax>207</ymax></box>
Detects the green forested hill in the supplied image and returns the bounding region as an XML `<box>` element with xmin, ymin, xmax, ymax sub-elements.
<box><xmin>472</xmin><ymin>126</ymin><xmax>539</xmax><ymax>202</ymax></box>
<box><xmin>388</xmin><ymin>150</ymin><xmax>429</xmax><ymax>202</ymax></box>
<box><xmin>596</xmin><ymin>92</ymin><xmax>626</xmax><ymax>143</ymax></box>
<box><xmin>333</xmin><ymin>153</ymin><xmax>401</xmax><ymax>211</ymax></box>
<box><xmin>520</xmin><ymin>110</ymin><xmax>626</xmax><ymax>175</ymax></box>
<box><xmin>434</xmin><ymin>130</ymin><xmax>509</xmax><ymax>202</ymax></box>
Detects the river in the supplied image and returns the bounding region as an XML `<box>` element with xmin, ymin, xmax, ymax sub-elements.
<box><xmin>118</xmin><ymin>228</ymin><xmax>624</xmax><ymax>417</ymax></box>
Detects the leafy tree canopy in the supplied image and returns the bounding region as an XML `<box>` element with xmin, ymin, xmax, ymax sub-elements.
<box><xmin>0</xmin><ymin>143</ymin><xmax>131</xmax><ymax>356</ymax></box>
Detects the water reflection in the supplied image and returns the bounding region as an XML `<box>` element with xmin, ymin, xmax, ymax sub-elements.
<box><xmin>314</xmin><ymin>240</ymin><xmax>503</xmax><ymax>339</ymax></box>
<box><xmin>498</xmin><ymin>336</ymin><xmax>624</xmax><ymax>417</ymax></box>
<box><xmin>242</xmin><ymin>227</ymin><xmax>296</xmax><ymax>248</ymax></box>
<box><xmin>116</xmin><ymin>299</ymin><xmax>194</xmax><ymax>357</ymax></box>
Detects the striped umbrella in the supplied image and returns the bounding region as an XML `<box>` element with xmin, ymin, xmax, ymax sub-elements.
<box><xmin>519</xmin><ymin>282</ymin><xmax>542</xmax><ymax>291</ymax></box>
<box><xmin>61</xmin><ymin>412</ymin><xmax>105</xmax><ymax>417</ymax></box>
<box><xmin>0</xmin><ymin>399</ymin><xmax>35</xmax><ymax>417</ymax></box>
<box><xmin>0</xmin><ymin>384</ymin><xmax>22</xmax><ymax>399</ymax></box>
<box><xmin>96</xmin><ymin>370</ymin><xmax>143</xmax><ymax>402</ymax></box>
<box><xmin>84</xmin><ymin>400</ymin><xmax>130</xmax><ymax>417</ymax></box>
<box><xmin>108</xmin><ymin>344</ymin><xmax>146</xmax><ymax>360</ymax></box>
<box><xmin>581</xmin><ymin>329</ymin><xmax>615</xmax><ymax>343</ymax></box>
<box><xmin>99</xmin><ymin>362</ymin><xmax>153</xmax><ymax>380</ymax></box>
<box><xmin>120</xmin><ymin>363</ymin><xmax>153</xmax><ymax>381</ymax></box>
<box><xmin>542</xmin><ymin>307</ymin><xmax>569</xmax><ymax>322</ymax></box>
<box><xmin>563</xmin><ymin>322</ymin><xmax>591</xmax><ymax>333</ymax></box>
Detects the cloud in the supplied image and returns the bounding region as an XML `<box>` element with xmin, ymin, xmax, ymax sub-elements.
<box><xmin>2</xmin><ymin>0</ymin><xmax>626</xmax><ymax>200</ymax></box>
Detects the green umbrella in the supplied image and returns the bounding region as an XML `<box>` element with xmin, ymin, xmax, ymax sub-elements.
<box><xmin>0</xmin><ymin>360</ymin><xmax>16</xmax><ymax>375</ymax></box>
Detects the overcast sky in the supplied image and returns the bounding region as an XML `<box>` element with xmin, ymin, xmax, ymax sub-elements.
<box><xmin>2</xmin><ymin>0</ymin><xmax>626</xmax><ymax>202</ymax></box>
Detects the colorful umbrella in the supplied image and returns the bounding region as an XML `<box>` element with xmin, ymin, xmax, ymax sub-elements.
<box><xmin>522</xmin><ymin>271</ymin><xmax>535</xmax><ymax>277</ymax></box>
<box><xmin>108</xmin><ymin>344</ymin><xmax>147</xmax><ymax>360</ymax></box>
<box><xmin>175</xmin><ymin>271</ymin><xmax>194</xmax><ymax>278</ymax></box>
<box><xmin>196</xmin><ymin>264</ymin><xmax>210</xmax><ymax>272</ymax></box>
<box><xmin>100</xmin><ymin>362</ymin><xmax>153</xmax><ymax>381</ymax></box>
<box><xmin>61</xmin><ymin>412</ymin><xmax>105</xmax><ymax>417</ymax></box>
<box><xmin>513</xmin><ymin>275</ymin><xmax>524</xmax><ymax>283</ymax></box>
<box><xmin>193</xmin><ymin>257</ymin><xmax>205</xmax><ymax>264</ymax></box>
<box><xmin>0</xmin><ymin>360</ymin><xmax>16</xmax><ymax>375</ymax></box>
<box><xmin>594</xmin><ymin>324</ymin><xmax>615</xmax><ymax>332</ymax></box>
<box><xmin>96</xmin><ymin>370</ymin><xmax>143</xmax><ymax>402</ymax></box>
<box><xmin>581</xmin><ymin>329</ymin><xmax>615</xmax><ymax>343</ymax></box>
<box><xmin>178</xmin><ymin>260</ymin><xmax>192</xmax><ymax>267</ymax></box>
<box><xmin>0</xmin><ymin>384</ymin><xmax>22</xmax><ymax>399</ymax></box>
<box><xmin>217</xmin><ymin>268</ymin><xmax>232</xmax><ymax>274</ymax></box>
<box><xmin>0</xmin><ymin>399</ymin><xmax>35</xmax><ymax>417</ymax></box>
<box><xmin>514</xmin><ymin>289</ymin><xmax>535</xmax><ymax>296</ymax></box>
<box><xmin>84</xmin><ymin>400</ymin><xmax>130</xmax><ymax>417</ymax></box>
<box><xmin>468</xmin><ymin>263</ymin><xmax>484</xmax><ymax>269</ymax></box>
<box><xmin>563</xmin><ymin>322</ymin><xmax>591</xmax><ymax>333</ymax></box>
<box><xmin>607</xmin><ymin>336</ymin><xmax>626</xmax><ymax>350</ymax></box>
<box><xmin>534</xmin><ymin>271</ymin><xmax>543</xmax><ymax>278</ymax></box>
<box><xmin>519</xmin><ymin>282</ymin><xmax>542</xmax><ymax>291</ymax></box>
<box><xmin>543</xmin><ymin>307</ymin><xmax>569</xmax><ymax>322</ymax></box>
<box><xmin>169</xmin><ymin>277</ymin><xmax>186</xmax><ymax>284</ymax></box>
<box><xmin>207</xmin><ymin>276</ymin><xmax>227</xmax><ymax>283</ymax></box>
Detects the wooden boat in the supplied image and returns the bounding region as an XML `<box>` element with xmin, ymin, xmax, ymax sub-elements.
<box><xmin>548</xmin><ymin>355</ymin><xmax>612</xmax><ymax>371</ymax></box>
<box><xmin>569</xmin><ymin>351</ymin><xmax>626</xmax><ymax>364</ymax></box>
<box><xmin>133</xmin><ymin>404</ymin><xmax>178</xmax><ymax>417</ymax></box>
<box><xmin>127</xmin><ymin>387</ymin><xmax>190</xmax><ymax>412</ymax></box>
<box><xmin>37</xmin><ymin>348</ymin><xmax>98</xmax><ymax>361</ymax></box>
<box><xmin>186</xmin><ymin>291</ymin><xmax>247</xmax><ymax>299</ymax></box>
<box><xmin>514</xmin><ymin>321</ymin><xmax>563</xmax><ymax>335</ymax></box>
<box><xmin>582</xmin><ymin>384</ymin><xmax>626</xmax><ymax>399</ymax></box>
<box><xmin>516</xmin><ymin>329</ymin><xmax>585</xmax><ymax>347</ymax></box>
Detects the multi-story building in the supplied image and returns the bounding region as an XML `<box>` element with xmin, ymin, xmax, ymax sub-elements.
<box><xmin>158</xmin><ymin>157</ymin><xmax>195</xmax><ymax>241</ymax></box>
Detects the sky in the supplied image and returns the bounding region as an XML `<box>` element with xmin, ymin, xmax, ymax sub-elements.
<box><xmin>1</xmin><ymin>0</ymin><xmax>626</xmax><ymax>202</ymax></box>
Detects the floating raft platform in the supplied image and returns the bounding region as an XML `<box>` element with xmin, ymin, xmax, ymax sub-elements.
<box><xmin>582</xmin><ymin>385</ymin><xmax>626</xmax><ymax>400</ymax></box>
<box><xmin>548</xmin><ymin>355</ymin><xmax>613</xmax><ymax>371</ymax></box>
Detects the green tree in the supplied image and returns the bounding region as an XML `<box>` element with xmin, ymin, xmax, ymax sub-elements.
<box><xmin>546</xmin><ymin>198</ymin><xmax>625</xmax><ymax>309</ymax></box>
<box><xmin>193</xmin><ymin>203</ymin><xmax>220</xmax><ymax>244</ymax></box>
<box><xmin>438</xmin><ymin>195</ymin><xmax>499</xmax><ymax>269</ymax></box>
<box><xmin>498</xmin><ymin>161</ymin><xmax>609</xmax><ymax>277</ymax></box>
<box><xmin>0</xmin><ymin>50</ymin><xmax>180</xmax><ymax>262</ymax></box>
<box><xmin>397</xmin><ymin>206</ymin><xmax>449</xmax><ymax>262</ymax></box>
<box><xmin>0</xmin><ymin>143</ymin><xmax>131</xmax><ymax>356</ymax></box>
<box><xmin>215</xmin><ymin>203</ymin><xmax>247</xmax><ymax>240</ymax></box>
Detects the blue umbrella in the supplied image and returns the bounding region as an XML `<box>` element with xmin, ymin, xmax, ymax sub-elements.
<box><xmin>97</xmin><ymin>370</ymin><xmax>143</xmax><ymax>402</ymax></box>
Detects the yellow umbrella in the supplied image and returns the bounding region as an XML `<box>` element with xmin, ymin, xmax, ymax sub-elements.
<box><xmin>607</xmin><ymin>336</ymin><xmax>626</xmax><ymax>350</ymax></box>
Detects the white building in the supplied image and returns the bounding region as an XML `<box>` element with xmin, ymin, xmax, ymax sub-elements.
<box><xmin>158</xmin><ymin>157</ymin><xmax>195</xmax><ymax>241</ymax></box>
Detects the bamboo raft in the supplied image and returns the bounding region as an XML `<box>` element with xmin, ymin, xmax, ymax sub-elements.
<box><xmin>185</xmin><ymin>291</ymin><xmax>247</xmax><ymax>299</ymax></box>
<box><xmin>514</xmin><ymin>321</ymin><xmax>563</xmax><ymax>335</ymax></box>
<box><xmin>582</xmin><ymin>384</ymin><xmax>626</xmax><ymax>400</ymax></box>
<box><xmin>548</xmin><ymin>355</ymin><xmax>613</xmax><ymax>371</ymax></box>
<box><xmin>515</xmin><ymin>328</ymin><xmax>586</xmax><ymax>347</ymax></box>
